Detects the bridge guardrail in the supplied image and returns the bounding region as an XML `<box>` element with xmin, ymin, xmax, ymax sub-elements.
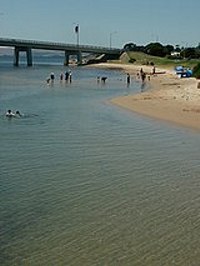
<box><xmin>0</xmin><ymin>37</ymin><xmax>121</xmax><ymax>52</ymax></box>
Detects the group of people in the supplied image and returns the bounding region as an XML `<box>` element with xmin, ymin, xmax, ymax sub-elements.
<box><xmin>5</xmin><ymin>110</ymin><xmax>22</xmax><ymax>118</ymax></box>
<box><xmin>97</xmin><ymin>73</ymin><xmax>131</xmax><ymax>86</ymax></box>
<box><xmin>46</xmin><ymin>68</ymin><xmax>150</xmax><ymax>88</ymax></box>
<box><xmin>123</xmin><ymin>67</ymin><xmax>154</xmax><ymax>85</ymax></box>
<box><xmin>47</xmin><ymin>70</ymin><xmax>72</xmax><ymax>84</ymax></box>
<box><xmin>63</xmin><ymin>70</ymin><xmax>72</xmax><ymax>83</ymax></box>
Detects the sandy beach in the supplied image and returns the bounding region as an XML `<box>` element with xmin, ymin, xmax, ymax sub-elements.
<box><xmin>94</xmin><ymin>63</ymin><xmax>200</xmax><ymax>131</ymax></box>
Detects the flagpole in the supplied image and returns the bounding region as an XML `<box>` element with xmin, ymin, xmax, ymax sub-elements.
<box><xmin>75</xmin><ymin>24</ymin><xmax>79</xmax><ymax>47</ymax></box>
<box><xmin>74</xmin><ymin>24</ymin><xmax>82</xmax><ymax>65</ymax></box>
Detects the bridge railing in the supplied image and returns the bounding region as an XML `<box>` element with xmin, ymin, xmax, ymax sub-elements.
<box><xmin>0</xmin><ymin>37</ymin><xmax>121</xmax><ymax>52</ymax></box>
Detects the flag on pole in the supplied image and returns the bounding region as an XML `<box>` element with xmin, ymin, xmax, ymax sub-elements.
<box><xmin>75</xmin><ymin>25</ymin><xmax>79</xmax><ymax>33</ymax></box>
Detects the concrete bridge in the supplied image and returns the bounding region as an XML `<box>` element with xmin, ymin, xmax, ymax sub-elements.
<box><xmin>0</xmin><ymin>37</ymin><xmax>122</xmax><ymax>66</ymax></box>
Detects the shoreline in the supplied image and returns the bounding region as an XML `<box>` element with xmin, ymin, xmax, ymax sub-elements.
<box><xmin>93</xmin><ymin>63</ymin><xmax>200</xmax><ymax>132</ymax></box>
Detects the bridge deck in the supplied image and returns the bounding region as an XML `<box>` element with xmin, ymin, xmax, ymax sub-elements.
<box><xmin>0</xmin><ymin>38</ymin><xmax>121</xmax><ymax>54</ymax></box>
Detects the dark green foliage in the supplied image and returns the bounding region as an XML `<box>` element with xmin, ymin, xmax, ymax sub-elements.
<box><xmin>187</xmin><ymin>47</ymin><xmax>200</xmax><ymax>59</ymax></box>
<box><xmin>144</xmin><ymin>42</ymin><xmax>166</xmax><ymax>57</ymax></box>
<box><xmin>164</xmin><ymin>45</ymin><xmax>174</xmax><ymax>55</ymax></box>
<box><xmin>124</xmin><ymin>42</ymin><xmax>174</xmax><ymax>57</ymax></box>
<box><xmin>181</xmin><ymin>48</ymin><xmax>197</xmax><ymax>59</ymax></box>
<box><xmin>167</xmin><ymin>55</ymin><xmax>182</xmax><ymax>60</ymax></box>
<box><xmin>123</xmin><ymin>42</ymin><xmax>200</xmax><ymax>61</ymax></box>
<box><xmin>123</xmin><ymin>43</ymin><xmax>145</xmax><ymax>52</ymax></box>
<box><xmin>124</xmin><ymin>43</ymin><xmax>137</xmax><ymax>51</ymax></box>
<box><xmin>193</xmin><ymin>62</ymin><xmax>200</xmax><ymax>79</ymax></box>
<box><xmin>129</xmin><ymin>58</ymin><xmax>136</xmax><ymax>63</ymax></box>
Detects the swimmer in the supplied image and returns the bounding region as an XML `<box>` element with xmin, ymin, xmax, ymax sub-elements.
<box><xmin>15</xmin><ymin>110</ymin><xmax>22</xmax><ymax>117</ymax></box>
<box><xmin>6</xmin><ymin>109</ymin><xmax>15</xmax><ymax>116</ymax></box>
<box><xmin>6</xmin><ymin>109</ymin><xmax>15</xmax><ymax>118</ymax></box>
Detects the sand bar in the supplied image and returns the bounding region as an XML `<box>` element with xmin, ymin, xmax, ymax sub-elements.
<box><xmin>94</xmin><ymin>63</ymin><xmax>200</xmax><ymax>132</ymax></box>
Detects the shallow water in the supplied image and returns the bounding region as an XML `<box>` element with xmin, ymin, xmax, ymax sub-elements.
<box><xmin>0</xmin><ymin>60</ymin><xmax>200</xmax><ymax>266</ymax></box>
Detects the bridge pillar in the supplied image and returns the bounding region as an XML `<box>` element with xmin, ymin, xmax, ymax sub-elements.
<box><xmin>26</xmin><ymin>48</ymin><xmax>32</xmax><ymax>66</ymax></box>
<box><xmin>64</xmin><ymin>51</ymin><xmax>70</xmax><ymax>66</ymax></box>
<box><xmin>14</xmin><ymin>47</ymin><xmax>20</xmax><ymax>66</ymax></box>
<box><xmin>14</xmin><ymin>47</ymin><xmax>32</xmax><ymax>66</ymax></box>
<box><xmin>77</xmin><ymin>51</ymin><xmax>82</xmax><ymax>65</ymax></box>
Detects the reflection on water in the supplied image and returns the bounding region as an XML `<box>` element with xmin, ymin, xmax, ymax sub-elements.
<box><xmin>1</xmin><ymin>63</ymin><xmax>200</xmax><ymax>266</ymax></box>
<box><xmin>140</xmin><ymin>82</ymin><xmax>149</xmax><ymax>92</ymax></box>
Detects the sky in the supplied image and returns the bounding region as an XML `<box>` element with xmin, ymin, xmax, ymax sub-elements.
<box><xmin>0</xmin><ymin>0</ymin><xmax>200</xmax><ymax>48</ymax></box>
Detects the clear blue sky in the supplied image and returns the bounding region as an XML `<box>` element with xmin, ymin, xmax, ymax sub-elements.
<box><xmin>0</xmin><ymin>0</ymin><xmax>199</xmax><ymax>48</ymax></box>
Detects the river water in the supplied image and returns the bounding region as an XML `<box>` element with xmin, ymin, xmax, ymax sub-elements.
<box><xmin>0</xmin><ymin>58</ymin><xmax>200</xmax><ymax>266</ymax></box>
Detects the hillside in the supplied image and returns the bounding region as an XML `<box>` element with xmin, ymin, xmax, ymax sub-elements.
<box><xmin>120</xmin><ymin>51</ymin><xmax>200</xmax><ymax>70</ymax></box>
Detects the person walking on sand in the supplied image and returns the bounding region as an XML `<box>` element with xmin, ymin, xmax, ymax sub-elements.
<box><xmin>152</xmin><ymin>66</ymin><xmax>156</xmax><ymax>75</ymax></box>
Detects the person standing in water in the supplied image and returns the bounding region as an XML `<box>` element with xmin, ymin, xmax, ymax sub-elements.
<box><xmin>126</xmin><ymin>73</ymin><xmax>131</xmax><ymax>86</ymax></box>
<box><xmin>60</xmin><ymin>72</ymin><xmax>64</xmax><ymax>81</ymax></box>
<box><xmin>139</xmin><ymin>68</ymin><xmax>146</xmax><ymax>82</ymax></box>
<box><xmin>50</xmin><ymin>72</ymin><xmax>55</xmax><ymax>82</ymax></box>
<box><xmin>69</xmin><ymin>71</ymin><xmax>72</xmax><ymax>83</ymax></box>
<box><xmin>141</xmin><ymin>72</ymin><xmax>146</xmax><ymax>82</ymax></box>
<box><xmin>65</xmin><ymin>71</ymin><xmax>69</xmax><ymax>82</ymax></box>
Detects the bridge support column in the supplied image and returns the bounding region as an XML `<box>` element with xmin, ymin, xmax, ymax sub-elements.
<box><xmin>14</xmin><ymin>47</ymin><xmax>32</xmax><ymax>67</ymax></box>
<box><xmin>26</xmin><ymin>48</ymin><xmax>32</xmax><ymax>66</ymax></box>
<box><xmin>64</xmin><ymin>51</ymin><xmax>70</xmax><ymax>66</ymax></box>
<box><xmin>77</xmin><ymin>51</ymin><xmax>82</xmax><ymax>65</ymax></box>
<box><xmin>14</xmin><ymin>47</ymin><xmax>20</xmax><ymax>66</ymax></box>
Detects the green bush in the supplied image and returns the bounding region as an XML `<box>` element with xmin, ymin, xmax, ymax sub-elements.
<box><xmin>129</xmin><ymin>58</ymin><xmax>136</xmax><ymax>63</ymax></box>
<box><xmin>193</xmin><ymin>62</ymin><xmax>200</xmax><ymax>79</ymax></box>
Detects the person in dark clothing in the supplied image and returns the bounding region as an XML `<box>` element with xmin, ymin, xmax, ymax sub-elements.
<box><xmin>65</xmin><ymin>71</ymin><xmax>69</xmax><ymax>81</ymax></box>
<box><xmin>126</xmin><ymin>73</ymin><xmax>131</xmax><ymax>85</ymax></box>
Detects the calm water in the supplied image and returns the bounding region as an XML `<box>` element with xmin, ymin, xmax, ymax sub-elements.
<box><xmin>1</xmin><ymin>59</ymin><xmax>200</xmax><ymax>266</ymax></box>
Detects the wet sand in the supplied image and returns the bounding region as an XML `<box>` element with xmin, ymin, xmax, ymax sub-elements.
<box><xmin>95</xmin><ymin>63</ymin><xmax>200</xmax><ymax>131</ymax></box>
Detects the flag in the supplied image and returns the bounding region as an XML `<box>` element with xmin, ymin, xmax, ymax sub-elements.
<box><xmin>75</xmin><ymin>25</ymin><xmax>79</xmax><ymax>34</ymax></box>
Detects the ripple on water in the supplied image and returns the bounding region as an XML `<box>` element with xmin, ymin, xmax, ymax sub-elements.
<box><xmin>1</xmin><ymin>65</ymin><xmax>200</xmax><ymax>266</ymax></box>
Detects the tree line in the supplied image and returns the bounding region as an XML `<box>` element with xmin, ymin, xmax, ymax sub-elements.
<box><xmin>123</xmin><ymin>42</ymin><xmax>200</xmax><ymax>59</ymax></box>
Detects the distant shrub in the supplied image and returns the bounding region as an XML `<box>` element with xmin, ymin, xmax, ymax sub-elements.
<box><xmin>129</xmin><ymin>58</ymin><xmax>136</xmax><ymax>63</ymax></box>
<box><xmin>193</xmin><ymin>62</ymin><xmax>200</xmax><ymax>79</ymax></box>
<box><xmin>145</xmin><ymin>61</ymin><xmax>154</xmax><ymax>66</ymax></box>
<box><xmin>167</xmin><ymin>55</ymin><xmax>183</xmax><ymax>60</ymax></box>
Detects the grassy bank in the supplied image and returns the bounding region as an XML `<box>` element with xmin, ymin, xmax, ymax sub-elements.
<box><xmin>118</xmin><ymin>51</ymin><xmax>200</xmax><ymax>70</ymax></box>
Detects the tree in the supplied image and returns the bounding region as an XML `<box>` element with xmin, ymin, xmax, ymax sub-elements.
<box><xmin>144</xmin><ymin>42</ymin><xmax>166</xmax><ymax>57</ymax></box>
<box><xmin>123</xmin><ymin>43</ymin><xmax>137</xmax><ymax>51</ymax></box>
<box><xmin>164</xmin><ymin>45</ymin><xmax>174</xmax><ymax>55</ymax></box>
<box><xmin>175</xmin><ymin>45</ymin><xmax>181</xmax><ymax>52</ymax></box>
<box><xmin>181</xmin><ymin>47</ymin><xmax>196</xmax><ymax>59</ymax></box>
<box><xmin>193</xmin><ymin>62</ymin><xmax>200</xmax><ymax>79</ymax></box>
<box><xmin>123</xmin><ymin>43</ymin><xmax>145</xmax><ymax>52</ymax></box>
